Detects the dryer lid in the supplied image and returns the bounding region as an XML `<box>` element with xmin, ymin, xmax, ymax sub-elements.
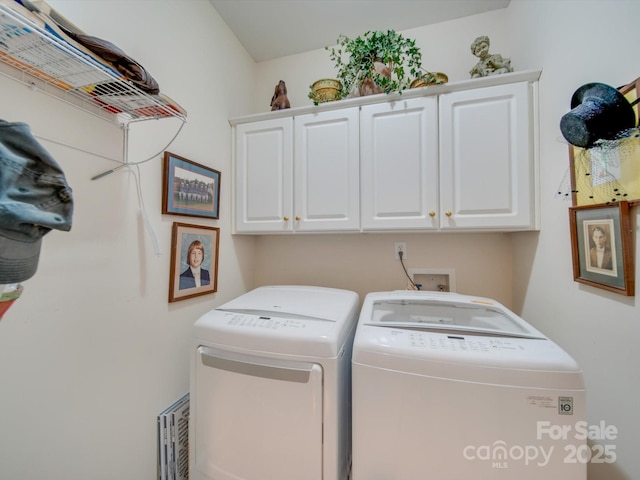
<box><xmin>217</xmin><ymin>285</ymin><xmax>358</xmax><ymax>322</ymax></box>
<box><xmin>192</xmin><ymin>286</ymin><xmax>360</xmax><ymax>358</ymax></box>
<box><xmin>365</xmin><ymin>293</ymin><xmax>544</xmax><ymax>339</ymax></box>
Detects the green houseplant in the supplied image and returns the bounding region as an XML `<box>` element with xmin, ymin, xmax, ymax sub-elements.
<box><xmin>327</xmin><ymin>30</ymin><xmax>423</xmax><ymax>99</ymax></box>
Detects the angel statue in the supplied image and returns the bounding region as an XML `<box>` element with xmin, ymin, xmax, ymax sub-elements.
<box><xmin>469</xmin><ymin>35</ymin><xmax>513</xmax><ymax>78</ymax></box>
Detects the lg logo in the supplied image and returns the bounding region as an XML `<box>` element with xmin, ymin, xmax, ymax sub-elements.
<box><xmin>559</xmin><ymin>397</ymin><xmax>573</xmax><ymax>415</ymax></box>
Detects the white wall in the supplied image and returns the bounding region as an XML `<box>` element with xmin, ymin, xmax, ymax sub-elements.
<box><xmin>252</xmin><ymin>9</ymin><xmax>511</xmax><ymax>112</ymax></box>
<box><xmin>0</xmin><ymin>1</ymin><xmax>256</xmax><ymax>479</ymax></box>
<box><xmin>507</xmin><ymin>1</ymin><xmax>640</xmax><ymax>479</ymax></box>
<box><xmin>254</xmin><ymin>233</ymin><xmax>514</xmax><ymax>307</ymax></box>
<box><xmin>251</xmin><ymin>1</ymin><xmax>640</xmax><ymax>479</ymax></box>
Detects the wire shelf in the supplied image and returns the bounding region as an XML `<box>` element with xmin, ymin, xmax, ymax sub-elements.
<box><xmin>0</xmin><ymin>2</ymin><xmax>186</xmax><ymax>125</ymax></box>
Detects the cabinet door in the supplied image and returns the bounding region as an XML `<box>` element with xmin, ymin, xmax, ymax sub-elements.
<box><xmin>234</xmin><ymin>117</ymin><xmax>293</xmax><ymax>233</ymax></box>
<box><xmin>360</xmin><ymin>97</ymin><xmax>439</xmax><ymax>230</ymax></box>
<box><xmin>294</xmin><ymin>108</ymin><xmax>360</xmax><ymax>232</ymax></box>
<box><xmin>439</xmin><ymin>81</ymin><xmax>537</xmax><ymax>230</ymax></box>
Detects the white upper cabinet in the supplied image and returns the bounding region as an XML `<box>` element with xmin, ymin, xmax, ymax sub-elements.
<box><xmin>439</xmin><ymin>81</ymin><xmax>538</xmax><ymax>230</ymax></box>
<box><xmin>231</xmin><ymin>70</ymin><xmax>540</xmax><ymax>234</ymax></box>
<box><xmin>294</xmin><ymin>108</ymin><xmax>360</xmax><ymax>232</ymax></box>
<box><xmin>360</xmin><ymin>97</ymin><xmax>439</xmax><ymax>230</ymax></box>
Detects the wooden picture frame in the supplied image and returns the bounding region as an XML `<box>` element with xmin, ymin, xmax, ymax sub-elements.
<box><xmin>569</xmin><ymin>201</ymin><xmax>634</xmax><ymax>296</ymax></box>
<box><xmin>162</xmin><ymin>152</ymin><xmax>220</xmax><ymax>219</ymax></box>
<box><xmin>169</xmin><ymin>222</ymin><xmax>219</xmax><ymax>302</ymax></box>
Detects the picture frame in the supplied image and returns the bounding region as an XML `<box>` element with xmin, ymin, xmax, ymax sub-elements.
<box><xmin>168</xmin><ymin>222</ymin><xmax>220</xmax><ymax>302</ymax></box>
<box><xmin>162</xmin><ymin>151</ymin><xmax>221</xmax><ymax>219</ymax></box>
<box><xmin>569</xmin><ymin>201</ymin><xmax>634</xmax><ymax>296</ymax></box>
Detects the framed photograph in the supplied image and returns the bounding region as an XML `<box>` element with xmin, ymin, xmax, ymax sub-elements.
<box><xmin>169</xmin><ymin>222</ymin><xmax>220</xmax><ymax>302</ymax></box>
<box><xmin>569</xmin><ymin>201</ymin><xmax>634</xmax><ymax>296</ymax></box>
<box><xmin>162</xmin><ymin>151</ymin><xmax>221</xmax><ymax>219</ymax></box>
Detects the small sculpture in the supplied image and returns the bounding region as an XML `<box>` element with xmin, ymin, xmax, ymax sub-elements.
<box><xmin>469</xmin><ymin>36</ymin><xmax>513</xmax><ymax>78</ymax></box>
<box><xmin>270</xmin><ymin>80</ymin><xmax>291</xmax><ymax>111</ymax></box>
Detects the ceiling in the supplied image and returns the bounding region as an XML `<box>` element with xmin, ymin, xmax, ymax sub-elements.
<box><xmin>209</xmin><ymin>0</ymin><xmax>511</xmax><ymax>62</ymax></box>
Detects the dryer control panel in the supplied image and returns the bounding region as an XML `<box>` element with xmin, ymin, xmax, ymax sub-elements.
<box><xmin>225</xmin><ymin>313</ymin><xmax>309</xmax><ymax>330</ymax></box>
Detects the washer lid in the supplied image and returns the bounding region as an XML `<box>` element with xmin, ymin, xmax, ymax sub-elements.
<box><xmin>363</xmin><ymin>291</ymin><xmax>544</xmax><ymax>339</ymax></box>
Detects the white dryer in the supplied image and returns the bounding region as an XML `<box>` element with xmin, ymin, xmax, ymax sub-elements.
<box><xmin>352</xmin><ymin>291</ymin><xmax>586</xmax><ymax>480</ymax></box>
<box><xmin>190</xmin><ymin>285</ymin><xmax>359</xmax><ymax>480</ymax></box>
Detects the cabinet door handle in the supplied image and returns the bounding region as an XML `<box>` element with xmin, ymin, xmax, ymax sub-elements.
<box><xmin>295</xmin><ymin>215</ymin><xmax>301</xmax><ymax>221</ymax></box>
<box><xmin>445</xmin><ymin>211</ymin><xmax>452</xmax><ymax>217</ymax></box>
<box><xmin>429</xmin><ymin>211</ymin><xmax>436</xmax><ymax>217</ymax></box>
<box><xmin>283</xmin><ymin>216</ymin><xmax>290</xmax><ymax>221</ymax></box>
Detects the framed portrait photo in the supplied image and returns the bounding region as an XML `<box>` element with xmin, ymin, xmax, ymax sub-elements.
<box><xmin>569</xmin><ymin>201</ymin><xmax>634</xmax><ymax>296</ymax></box>
<box><xmin>169</xmin><ymin>222</ymin><xmax>220</xmax><ymax>302</ymax></box>
<box><xmin>162</xmin><ymin>151</ymin><xmax>221</xmax><ymax>219</ymax></box>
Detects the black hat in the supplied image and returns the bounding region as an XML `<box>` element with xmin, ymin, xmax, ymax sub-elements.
<box><xmin>560</xmin><ymin>83</ymin><xmax>636</xmax><ymax>148</ymax></box>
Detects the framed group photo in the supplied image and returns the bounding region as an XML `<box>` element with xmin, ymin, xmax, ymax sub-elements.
<box><xmin>569</xmin><ymin>201</ymin><xmax>634</xmax><ymax>296</ymax></box>
<box><xmin>162</xmin><ymin>151</ymin><xmax>221</xmax><ymax>219</ymax></box>
<box><xmin>169</xmin><ymin>223</ymin><xmax>220</xmax><ymax>302</ymax></box>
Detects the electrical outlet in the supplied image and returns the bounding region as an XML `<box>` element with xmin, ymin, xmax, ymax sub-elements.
<box><xmin>394</xmin><ymin>242</ymin><xmax>407</xmax><ymax>260</ymax></box>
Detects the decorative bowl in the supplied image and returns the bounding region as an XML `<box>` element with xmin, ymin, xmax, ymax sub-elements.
<box><xmin>309</xmin><ymin>78</ymin><xmax>343</xmax><ymax>103</ymax></box>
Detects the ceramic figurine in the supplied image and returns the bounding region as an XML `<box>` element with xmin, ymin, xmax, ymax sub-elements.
<box><xmin>469</xmin><ymin>35</ymin><xmax>513</xmax><ymax>78</ymax></box>
<box><xmin>358</xmin><ymin>61</ymin><xmax>392</xmax><ymax>97</ymax></box>
<box><xmin>270</xmin><ymin>80</ymin><xmax>291</xmax><ymax>111</ymax></box>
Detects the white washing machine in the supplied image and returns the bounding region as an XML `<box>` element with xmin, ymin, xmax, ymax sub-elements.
<box><xmin>190</xmin><ymin>285</ymin><xmax>359</xmax><ymax>480</ymax></box>
<box><xmin>352</xmin><ymin>291</ymin><xmax>586</xmax><ymax>480</ymax></box>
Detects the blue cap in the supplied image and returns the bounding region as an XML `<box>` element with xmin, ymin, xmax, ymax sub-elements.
<box><xmin>0</xmin><ymin>121</ymin><xmax>73</xmax><ymax>283</ymax></box>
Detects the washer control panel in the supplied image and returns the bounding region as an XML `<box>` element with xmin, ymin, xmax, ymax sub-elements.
<box><xmin>402</xmin><ymin>330</ymin><xmax>526</xmax><ymax>353</ymax></box>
